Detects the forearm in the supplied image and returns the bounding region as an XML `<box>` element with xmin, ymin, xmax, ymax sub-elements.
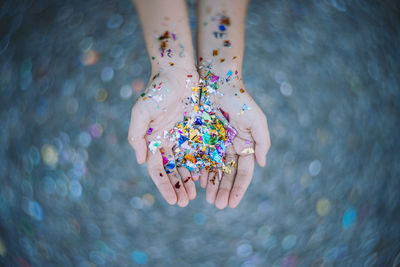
<box><xmin>197</xmin><ymin>0</ymin><xmax>249</xmax><ymax>76</ymax></box>
<box><xmin>134</xmin><ymin>0</ymin><xmax>196</xmax><ymax>73</ymax></box>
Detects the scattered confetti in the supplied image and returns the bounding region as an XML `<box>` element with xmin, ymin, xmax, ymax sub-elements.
<box><xmin>213</xmin><ymin>32</ymin><xmax>226</xmax><ymax>39</ymax></box>
<box><xmin>220</xmin><ymin>16</ymin><xmax>231</xmax><ymax>26</ymax></box>
<box><xmin>1</xmin><ymin>2</ymin><xmax>398</xmax><ymax>266</ymax></box>
<box><xmin>242</xmin><ymin>104</ymin><xmax>251</xmax><ymax>111</ymax></box>
<box><xmin>157</xmin><ymin>31</ymin><xmax>177</xmax><ymax>57</ymax></box>
<box><xmin>223</xmin><ymin>40</ymin><xmax>231</xmax><ymax>47</ymax></box>
<box><xmin>219</xmin><ymin>108</ymin><xmax>230</xmax><ymax>122</ymax></box>
<box><xmin>222</xmin><ymin>160</ymin><xmax>236</xmax><ymax>174</ymax></box>
<box><xmin>213</xmin><ymin>14</ymin><xmax>231</xmax><ymax>46</ymax></box>
<box><xmin>148</xmin><ymin>140</ymin><xmax>161</xmax><ymax>154</ymax></box>
<box><xmin>159</xmin><ymin>64</ymin><xmax>238</xmax><ymax>177</ymax></box>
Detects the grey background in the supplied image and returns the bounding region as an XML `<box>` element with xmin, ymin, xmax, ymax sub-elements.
<box><xmin>0</xmin><ymin>0</ymin><xmax>400</xmax><ymax>266</ymax></box>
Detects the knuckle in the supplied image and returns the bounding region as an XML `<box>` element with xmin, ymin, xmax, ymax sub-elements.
<box><xmin>218</xmin><ymin>187</ymin><xmax>231</xmax><ymax>196</ymax></box>
<box><xmin>158</xmin><ymin>179</ymin><xmax>171</xmax><ymax>190</ymax></box>
<box><xmin>131</xmin><ymin>104</ymin><xmax>142</xmax><ymax>120</ymax></box>
<box><xmin>260</xmin><ymin>113</ymin><xmax>268</xmax><ymax>124</ymax></box>
<box><xmin>232</xmin><ymin>184</ymin><xmax>244</xmax><ymax>193</ymax></box>
<box><xmin>152</xmin><ymin>171</ymin><xmax>168</xmax><ymax>185</ymax></box>
<box><xmin>226</xmin><ymin>148</ymin><xmax>236</xmax><ymax>158</ymax></box>
<box><xmin>236</xmin><ymin>169</ymin><xmax>250</xmax><ymax>177</ymax></box>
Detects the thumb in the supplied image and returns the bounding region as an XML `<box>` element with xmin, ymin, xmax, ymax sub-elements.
<box><xmin>250</xmin><ymin>115</ymin><xmax>271</xmax><ymax>167</ymax></box>
<box><xmin>128</xmin><ymin>106</ymin><xmax>149</xmax><ymax>164</ymax></box>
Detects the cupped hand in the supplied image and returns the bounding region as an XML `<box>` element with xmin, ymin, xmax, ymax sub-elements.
<box><xmin>128</xmin><ymin>68</ymin><xmax>199</xmax><ymax>207</ymax></box>
<box><xmin>200</xmin><ymin>78</ymin><xmax>271</xmax><ymax>209</ymax></box>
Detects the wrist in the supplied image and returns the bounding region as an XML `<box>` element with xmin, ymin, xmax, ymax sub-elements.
<box><xmin>197</xmin><ymin>59</ymin><xmax>246</xmax><ymax>98</ymax></box>
<box><xmin>151</xmin><ymin>60</ymin><xmax>197</xmax><ymax>75</ymax></box>
<box><xmin>148</xmin><ymin>64</ymin><xmax>199</xmax><ymax>94</ymax></box>
<box><xmin>198</xmin><ymin>59</ymin><xmax>242</xmax><ymax>80</ymax></box>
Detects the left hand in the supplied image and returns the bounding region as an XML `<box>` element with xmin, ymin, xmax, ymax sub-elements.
<box><xmin>199</xmin><ymin>78</ymin><xmax>271</xmax><ymax>209</ymax></box>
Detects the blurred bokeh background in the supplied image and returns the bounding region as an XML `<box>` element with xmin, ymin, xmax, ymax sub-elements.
<box><xmin>1</xmin><ymin>0</ymin><xmax>400</xmax><ymax>266</ymax></box>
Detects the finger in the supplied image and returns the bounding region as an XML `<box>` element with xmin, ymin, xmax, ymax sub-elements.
<box><xmin>146</xmin><ymin>149</ymin><xmax>177</xmax><ymax>205</ymax></box>
<box><xmin>215</xmin><ymin>151</ymin><xmax>238</xmax><ymax>210</ymax></box>
<box><xmin>178</xmin><ymin>167</ymin><xmax>196</xmax><ymax>200</ymax></box>
<box><xmin>162</xmin><ymin>148</ymin><xmax>189</xmax><ymax>207</ymax></box>
<box><xmin>191</xmin><ymin>171</ymin><xmax>199</xmax><ymax>181</ymax></box>
<box><xmin>128</xmin><ymin>106</ymin><xmax>150</xmax><ymax>164</ymax></box>
<box><xmin>199</xmin><ymin>168</ymin><xmax>208</xmax><ymax>188</ymax></box>
<box><xmin>250</xmin><ymin>115</ymin><xmax>271</xmax><ymax>167</ymax></box>
<box><xmin>206</xmin><ymin>170</ymin><xmax>221</xmax><ymax>204</ymax></box>
<box><xmin>228</xmin><ymin>154</ymin><xmax>255</xmax><ymax>208</ymax></box>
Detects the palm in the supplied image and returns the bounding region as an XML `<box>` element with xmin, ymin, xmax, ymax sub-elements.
<box><xmin>200</xmin><ymin>79</ymin><xmax>271</xmax><ymax>209</ymax></box>
<box><xmin>140</xmin><ymin>74</ymin><xmax>190</xmax><ymax>146</ymax></box>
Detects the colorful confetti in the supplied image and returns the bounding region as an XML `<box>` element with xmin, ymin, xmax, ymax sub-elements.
<box><xmin>155</xmin><ymin>67</ymin><xmax>238</xmax><ymax>176</ymax></box>
<box><xmin>157</xmin><ymin>30</ymin><xmax>177</xmax><ymax>57</ymax></box>
<box><xmin>148</xmin><ymin>140</ymin><xmax>161</xmax><ymax>154</ymax></box>
<box><xmin>213</xmin><ymin>14</ymin><xmax>231</xmax><ymax>46</ymax></box>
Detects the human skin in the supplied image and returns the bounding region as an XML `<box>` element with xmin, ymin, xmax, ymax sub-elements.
<box><xmin>197</xmin><ymin>0</ymin><xmax>271</xmax><ymax>209</ymax></box>
<box><xmin>129</xmin><ymin>0</ymin><xmax>271</xmax><ymax>209</ymax></box>
<box><xmin>128</xmin><ymin>0</ymin><xmax>198</xmax><ymax>207</ymax></box>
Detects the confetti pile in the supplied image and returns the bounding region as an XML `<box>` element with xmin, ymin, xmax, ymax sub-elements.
<box><xmin>164</xmin><ymin>71</ymin><xmax>237</xmax><ymax>178</ymax></box>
